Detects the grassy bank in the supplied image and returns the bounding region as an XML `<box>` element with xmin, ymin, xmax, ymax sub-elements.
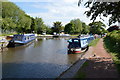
<box><xmin>74</xmin><ymin>61</ymin><xmax>88</xmax><ymax>78</ymax></box>
<box><xmin>104</xmin><ymin>36</ymin><xmax>120</xmax><ymax>74</ymax></box>
<box><xmin>0</xmin><ymin>33</ymin><xmax>17</xmax><ymax>36</ymax></box>
<box><xmin>89</xmin><ymin>38</ymin><xmax>100</xmax><ymax>46</ymax></box>
<box><xmin>70</xmin><ymin>34</ymin><xmax>79</xmax><ymax>37</ymax></box>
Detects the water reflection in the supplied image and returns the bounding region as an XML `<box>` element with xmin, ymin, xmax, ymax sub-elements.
<box><xmin>2</xmin><ymin>38</ymin><xmax>82</xmax><ymax>78</ymax></box>
<box><xmin>34</xmin><ymin>38</ymin><xmax>43</xmax><ymax>48</ymax></box>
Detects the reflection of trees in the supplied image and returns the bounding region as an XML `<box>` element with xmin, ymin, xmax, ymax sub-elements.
<box><xmin>34</xmin><ymin>38</ymin><xmax>43</xmax><ymax>48</ymax></box>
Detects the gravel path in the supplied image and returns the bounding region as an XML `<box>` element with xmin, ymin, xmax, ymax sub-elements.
<box><xmin>80</xmin><ymin>38</ymin><xmax>119</xmax><ymax>78</ymax></box>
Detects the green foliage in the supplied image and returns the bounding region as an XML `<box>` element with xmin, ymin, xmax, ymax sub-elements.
<box><xmin>2</xmin><ymin>2</ymin><xmax>32</xmax><ymax>33</ymax></box>
<box><xmin>78</xmin><ymin>0</ymin><xmax>120</xmax><ymax>25</ymax></box>
<box><xmin>89</xmin><ymin>21</ymin><xmax>107</xmax><ymax>34</ymax></box>
<box><xmin>30</xmin><ymin>17</ymin><xmax>36</xmax><ymax>33</ymax></box>
<box><xmin>70</xmin><ymin>19</ymin><xmax>82</xmax><ymax>34</ymax></box>
<box><xmin>105</xmin><ymin>31</ymin><xmax>120</xmax><ymax>53</ymax></box>
<box><xmin>52</xmin><ymin>21</ymin><xmax>62</xmax><ymax>33</ymax></box>
<box><xmin>81</xmin><ymin>22</ymin><xmax>90</xmax><ymax>34</ymax></box>
<box><xmin>46</xmin><ymin>27</ymin><xmax>52</xmax><ymax>34</ymax></box>
<box><xmin>64</xmin><ymin>23</ymin><xmax>74</xmax><ymax>34</ymax></box>
<box><xmin>104</xmin><ymin>31</ymin><xmax>120</xmax><ymax>73</ymax></box>
<box><xmin>34</xmin><ymin>17</ymin><xmax>45</xmax><ymax>34</ymax></box>
<box><xmin>64</xmin><ymin>19</ymin><xmax>84</xmax><ymax>34</ymax></box>
<box><xmin>2</xmin><ymin>2</ymin><xmax>49</xmax><ymax>34</ymax></box>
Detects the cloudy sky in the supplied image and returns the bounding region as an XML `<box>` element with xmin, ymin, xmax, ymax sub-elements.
<box><xmin>8</xmin><ymin>0</ymin><xmax>114</xmax><ymax>28</ymax></box>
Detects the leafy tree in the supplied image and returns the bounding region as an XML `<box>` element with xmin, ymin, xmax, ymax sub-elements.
<box><xmin>34</xmin><ymin>17</ymin><xmax>44</xmax><ymax>34</ymax></box>
<box><xmin>61</xmin><ymin>26</ymin><xmax>65</xmax><ymax>31</ymax></box>
<box><xmin>70</xmin><ymin>19</ymin><xmax>82</xmax><ymax>34</ymax></box>
<box><xmin>53</xmin><ymin>21</ymin><xmax>62</xmax><ymax>33</ymax></box>
<box><xmin>89</xmin><ymin>21</ymin><xmax>106</xmax><ymax>34</ymax></box>
<box><xmin>78</xmin><ymin>0</ymin><xmax>120</xmax><ymax>25</ymax></box>
<box><xmin>64</xmin><ymin>23</ymin><xmax>74</xmax><ymax>34</ymax></box>
<box><xmin>30</xmin><ymin>17</ymin><xmax>37</xmax><ymax>33</ymax></box>
<box><xmin>2</xmin><ymin>2</ymin><xmax>33</xmax><ymax>33</ymax></box>
<box><xmin>42</xmin><ymin>24</ymin><xmax>48</xmax><ymax>33</ymax></box>
<box><xmin>81</xmin><ymin>22</ymin><xmax>90</xmax><ymax>34</ymax></box>
<box><xmin>46</xmin><ymin>26</ymin><xmax>52</xmax><ymax>34</ymax></box>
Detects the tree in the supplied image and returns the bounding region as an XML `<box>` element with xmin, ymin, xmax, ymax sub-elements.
<box><xmin>46</xmin><ymin>26</ymin><xmax>52</xmax><ymax>34</ymax></box>
<box><xmin>30</xmin><ymin>17</ymin><xmax>37</xmax><ymax>33</ymax></box>
<box><xmin>78</xmin><ymin>0</ymin><xmax>120</xmax><ymax>25</ymax></box>
<box><xmin>64</xmin><ymin>23</ymin><xmax>74</xmax><ymax>34</ymax></box>
<box><xmin>89</xmin><ymin>21</ymin><xmax>106</xmax><ymax>34</ymax></box>
<box><xmin>70</xmin><ymin>19</ymin><xmax>82</xmax><ymax>34</ymax></box>
<box><xmin>2</xmin><ymin>18</ymin><xmax>16</xmax><ymax>33</ymax></box>
<box><xmin>34</xmin><ymin>17</ymin><xmax>44</xmax><ymax>34</ymax></box>
<box><xmin>53</xmin><ymin>21</ymin><xmax>62</xmax><ymax>33</ymax></box>
<box><xmin>81</xmin><ymin>22</ymin><xmax>90</xmax><ymax>34</ymax></box>
<box><xmin>2</xmin><ymin>2</ymin><xmax>32</xmax><ymax>33</ymax></box>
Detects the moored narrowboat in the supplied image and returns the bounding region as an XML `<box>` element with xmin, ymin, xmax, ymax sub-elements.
<box><xmin>7</xmin><ymin>34</ymin><xmax>35</xmax><ymax>47</ymax></box>
<box><xmin>67</xmin><ymin>35</ymin><xmax>94</xmax><ymax>54</ymax></box>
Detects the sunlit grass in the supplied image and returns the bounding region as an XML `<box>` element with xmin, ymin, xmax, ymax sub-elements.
<box><xmin>74</xmin><ymin>61</ymin><xmax>88</xmax><ymax>78</ymax></box>
<box><xmin>0</xmin><ymin>33</ymin><xmax>17</xmax><ymax>36</ymax></box>
<box><xmin>70</xmin><ymin>34</ymin><xmax>79</xmax><ymax>36</ymax></box>
<box><xmin>89</xmin><ymin>38</ymin><xmax>100</xmax><ymax>46</ymax></box>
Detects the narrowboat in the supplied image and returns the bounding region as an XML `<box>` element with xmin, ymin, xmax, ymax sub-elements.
<box><xmin>7</xmin><ymin>34</ymin><xmax>35</xmax><ymax>47</ymax></box>
<box><xmin>67</xmin><ymin>35</ymin><xmax>94</xmax><ymax>53</ymax></box>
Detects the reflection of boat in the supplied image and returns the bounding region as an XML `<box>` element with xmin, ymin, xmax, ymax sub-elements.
<box><xmin>67</xmin><ymin>35</ymin><xmax>94</xmax><ymax>53</ymax></box>
<box><xmin>7</xmin><ymin>34</ymin><xmax>35</xmax><ymax>47</ymax></box>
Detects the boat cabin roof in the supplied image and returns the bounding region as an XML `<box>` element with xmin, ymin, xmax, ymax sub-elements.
<box><xmin>68</xmin><ymin>35</ymin><xmax>94</xmax><ymax>43</ymax></box>
<box><xmin>14</xmin><ymin>34</ymin><xmax>35</xmax><ymax>37</ymax></box>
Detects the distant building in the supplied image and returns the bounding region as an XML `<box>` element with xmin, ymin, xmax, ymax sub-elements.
<box><xmin>60</xmin><ymin>31</ymin><xmax>64</xmax><ymax>34</ymax></box>
<box><xmin>107</xmin><ymin>25</ymin><xmax>120</xmax><ymax>32</ymax></box>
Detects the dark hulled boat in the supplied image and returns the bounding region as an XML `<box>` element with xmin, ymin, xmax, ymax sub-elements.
<box><xmin>67</xmin><ymin>35</ymin><xmax>94</xmax><ymax>53</ymax></box>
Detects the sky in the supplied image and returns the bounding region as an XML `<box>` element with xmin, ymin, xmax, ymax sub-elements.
<box><xmin>8</xmin><ymin>0</ymin><xmax>117</xmax><ymax>28</ymax></box>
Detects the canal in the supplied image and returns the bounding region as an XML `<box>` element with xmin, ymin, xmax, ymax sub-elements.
<box><xmin>2</xmin><ymin>38</ymin><xmax>82</xmax><ymax>78</ymax></box>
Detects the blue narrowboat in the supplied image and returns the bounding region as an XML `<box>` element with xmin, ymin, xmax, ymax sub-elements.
<box><xmin>67</xmin><ymin>35</ymin><xmax>94</xmax><ymax>53</ymax></box>
<box><xmin>7</xmin><ymin>34</ymin><xmax>35</xmax><ymax>47</ymax></box>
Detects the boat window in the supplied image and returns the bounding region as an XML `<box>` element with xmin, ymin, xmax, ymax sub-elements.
<box><xmin>74</xmin><ymin>40</ymin><xmax>79</xmax><ymax>42</ymax></box>
<box><xmin>69</xmin><ymin>39</ymin><xmax>81</xmax><ymax>48</ymax></box>
<box><xmin>14</xmin><ymin>36</ymin><xmax>23</xmax><ymax>41</ymax></box>
<box><xmin>25</xmin><ymin>37</ymin><xmax>26</xmax><ymax>40</ymax></box>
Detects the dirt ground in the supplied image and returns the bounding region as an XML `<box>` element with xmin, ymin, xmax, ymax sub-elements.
<box><xmin>80</xmin><ymin>38</ymin><xmax>119</xmax><ymax>78</ymax></box>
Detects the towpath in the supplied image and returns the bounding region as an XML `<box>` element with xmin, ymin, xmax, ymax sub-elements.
<box><xmin>79</xmin><ymin>38</ymin><xmax>119</xmax><ymax>78</ymax></box>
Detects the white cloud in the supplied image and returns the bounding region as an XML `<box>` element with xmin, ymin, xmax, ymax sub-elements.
<box><xmin>7</xmin><ymin>0</ymin><xmax>118</xmax><ymax>28</ymax></box>
<box><xmin>27</xmin><ymin>1</ymin><xmax>91</xmax><ymax>26</ymax></box>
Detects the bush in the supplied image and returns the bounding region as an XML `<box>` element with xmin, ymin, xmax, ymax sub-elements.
<box><xmin>107</xmin><ymin>31</ymin><xmax>120</xmax><ymax>52</ymax></box>
<box><xmin>104</xmin><ymin>30</ymin><xmax>120</xmax><ymax>73</ymax></box>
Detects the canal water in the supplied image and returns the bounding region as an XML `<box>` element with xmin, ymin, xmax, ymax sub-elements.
<box><xmin>2</xmin><ymin>38</ymin><xmax>82</xmax><ymax>78</ymax></box>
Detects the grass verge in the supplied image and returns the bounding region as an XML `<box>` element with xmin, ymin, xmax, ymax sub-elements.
<box><xmin>70</xmin><ymin>34</ymin><xmax>79</xmax><ymax>37</ymax></box>
<box><xmin>0</xmin><ymin>33</ymin><xmax>17</xmax><ymax>36</ymax></box>
<box><xmin>74</xmin><ymin>61</ymin><xmax>88</xmax><ymax>78</ymax></box>
<box><xmin>104</xmin><ymin>37</ymin><xmax>120</xmax><ymax>74</ymax></box>
<box><xmin>89</xmin><ymin>38</ymin><xmax>100</xmax><ymax>46</ymax></box>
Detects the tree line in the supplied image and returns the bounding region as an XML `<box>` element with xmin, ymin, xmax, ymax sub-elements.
<box><xmin>1</xmin><ymin>2</ymin><xmax>107</xmax><ymax>35</ymax></box>
<box><xmin>2</xmin><ymin>2</ymin><xmax>50</xmax><ymax>34</ymax></box>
